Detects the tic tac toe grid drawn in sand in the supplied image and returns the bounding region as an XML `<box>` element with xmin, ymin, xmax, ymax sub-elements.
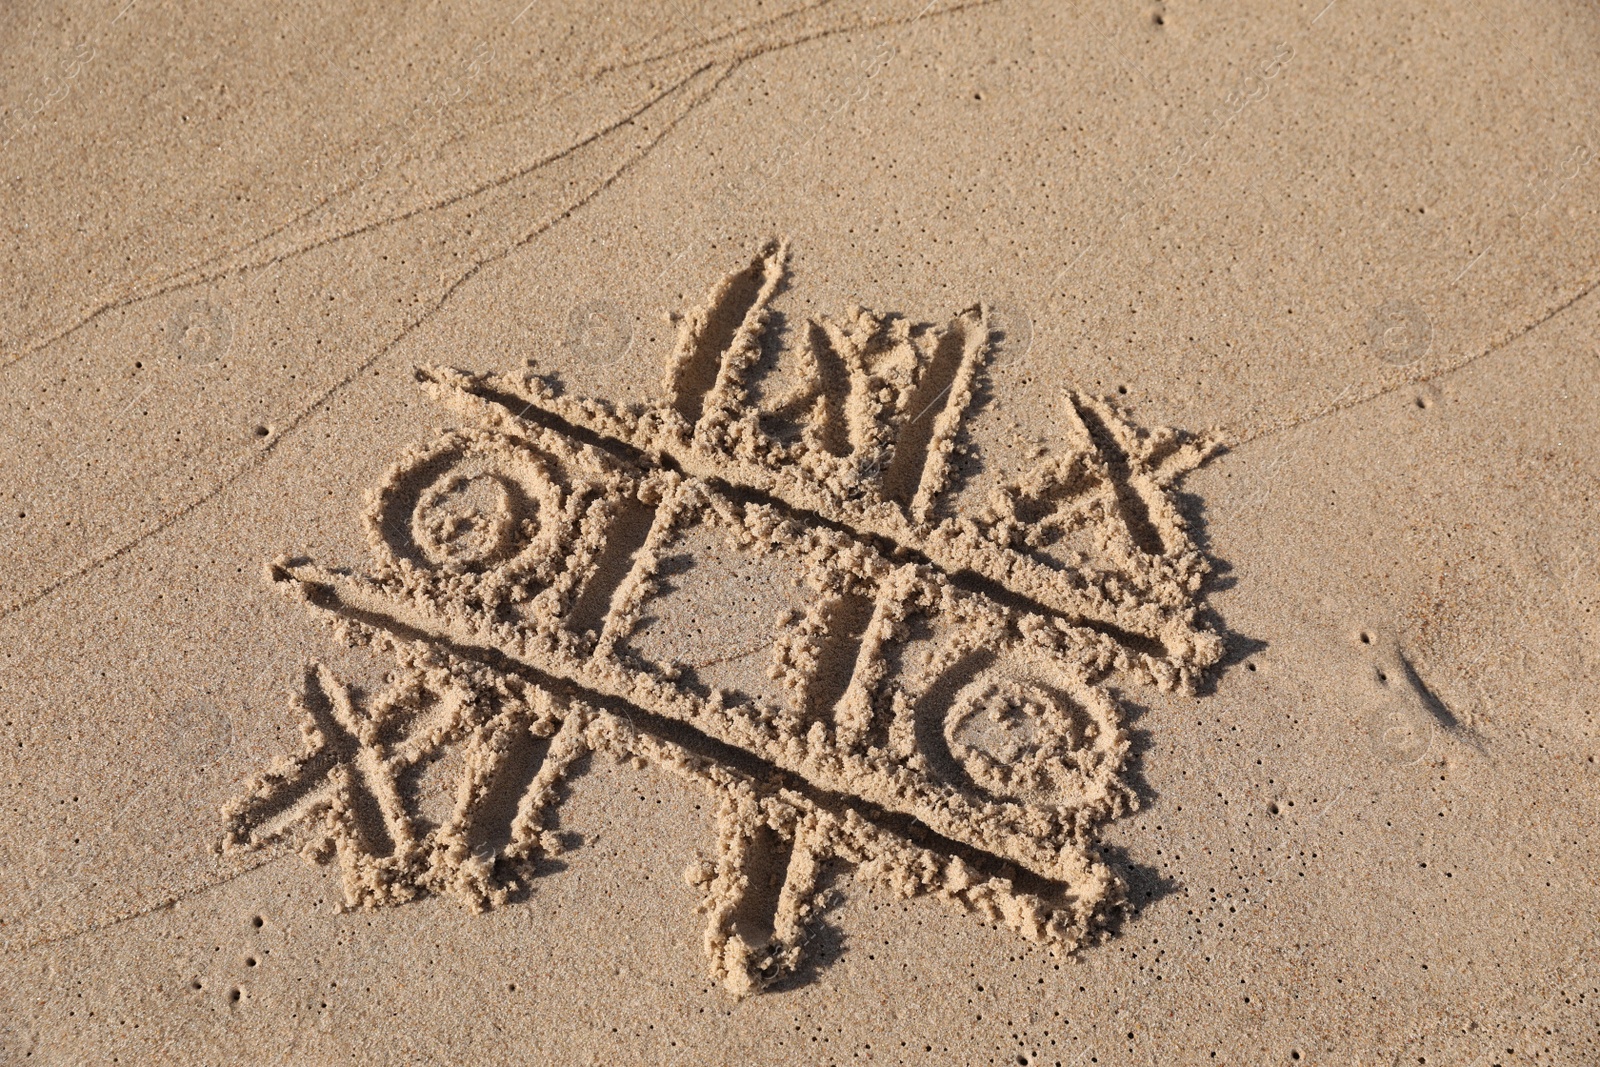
<box><xmin>223</xmin><ymin>240</ymin><xmax>1225</xmax><ymax>996</ymax></box>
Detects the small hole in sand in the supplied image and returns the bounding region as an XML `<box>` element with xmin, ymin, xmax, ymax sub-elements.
<box><xmin>245</xmin><ymin>957</ymin><xmax>258</xmax><ymax>967</ymax></box>
<box><xmin>1359</xmin><ymin>632</ymin><xmax>1373</xmax><ymax>644</ymax></box>
<box><xmin>1290</xmin><ymin>1052</ymin><xmax>1302</xmax><ymax>1062</ymax></box>
<box><xmin>1415</xmin><ymin>396</ymin><xmax>1428</xmax><ymax>409</ymax></box>
<box><xmin>1117</xmin><ymin>384</ymin><xmax>1129</xmax><ymax>394</ymax></box>
<box><xmin>190</xmin><ymin>980</ymin><xmax>202</xmax><ymax>991</ymax></box>
<box><xmin>1246</xmin><ymin>662</ymin><xmax>1257</xmax><ymax>672</ymax></box>
<box><xmin>1377</xmin><ymin>670</ymin><xmax>1388</xmax><ymax>683</ymax></box>
<box><xmin>1152</xmin><ymin>12</ymin><xmax>1165</xmax><ymax>25</ymax></box>
<box><xmin>251</xmin><ymin>915</ymin><xmax>264</xmax><ymax>928</ymax></box>
<box><xmin>1267</xmin><ymin>802</ymin><xmax>1280</xmax><ymax>815</ymax></box>
<box><xmin>254</xmin><ymin>425</ymin><xmax>271</xmax><ymax>438</ymax></box>
<box><xmin>228</xmin><ymin>987</ymin><xmax>241</xmax><ymax>1003</ymax></box>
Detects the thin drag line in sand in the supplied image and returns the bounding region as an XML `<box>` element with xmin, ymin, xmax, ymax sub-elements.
<box><xmin>582</xmin><ymin>0</ymin><xmax>998</xmax><ymax>85</ymax></box>
<box><xmin>642</xmin><ymin>0</ymin><xmax>1008</xmax><ymax>317</ymax></box>
<box><xmin>0</xmin><ymin>63</ymin><xmax>737</xmax><ymax>627</ymax></box>
<box><xmin>1222</xmin><ymin>2</ymin><xmax>1600</xmax><ymax>461</ymax></box>
<box><xmin>44</xmin><ymin>262</ymin><xmax>286</xmax><ymax>495</ymax></box>
<box><xmin>684</xmin><ymin>638</ymin><xmax>772</xmax><ymax>671</ymax></box>
<box><xmin>5</xmin><ymin>854</ymin><xmax>287</xmax><ymax>957</ymax></box>
<box><xmin>4</xmin><ymin>592</ymin><xmax>303</xmax><ymax>957</ymax></box>
<box><xmin>0</xmin><ymin>62</ymin><xmax>711</xmax><ymax>378</ymax></box>
<box><xmin>2</xmin><ymin>0</ymin><xmax>1002</xmax><ymax>380</ymax></box>
<box><xmin>908</xmin><ymin>380</ymin><xmax>955</xmax><ymax>427</ymax></box>
<box><xmin>1228</xmin><ymin>267</ymin><xmax>1600</xmax><ymax>453</ymax></box>
<box><xmin>1047</xmin><ymin>242</ymin><xmax>1094</xmax><ymax>292</ymax></box>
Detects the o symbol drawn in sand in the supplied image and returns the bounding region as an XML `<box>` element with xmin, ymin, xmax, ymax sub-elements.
<box><xmin>371</xmin><ymin>432</ymin><xmax>571</xmax><ymax>579</ymax></box>
<box><xmin>944</xmin><ymin>679</ymin><xmax>1090</xmax><ymax>806</ymax></box>
<box><xmin>413</xmin><ymin>471</ymin><xmax>522</xmax><ymax>570</ymax></box>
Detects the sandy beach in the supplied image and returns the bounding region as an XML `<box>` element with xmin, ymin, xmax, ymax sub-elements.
<box><xmin>2</xmin><ymin>0</ymin><xmax>1598</xmax><ymax>1062</ymax></box>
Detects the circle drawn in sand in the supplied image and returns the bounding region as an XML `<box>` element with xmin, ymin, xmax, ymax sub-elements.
<box><xmin>945</xmin><ymin>679</ymin><xmax>1090</xmax><ymax>805</ymax></box>
<box><xmin>414</xmin><ymin>471</ymin><xmax>522</xmax><ymax>570</ymax></box>
<box><xmin>1363</xmin><ymin>698</ymin><xmax>1435</xmax><ymax>765</ymax></box>
<box><xmin>167</xmin><ymin>299</ymin><xmax>234</xmax><ymax>363</ymax></box>
<box><xmin>1367</xmin><ymin>300</ymin><xmax>1431</xmax><ymax>367</ymax></box>
<box><xmin>562</xmin><ymin>299</ymin><xmax>633</xmax><ymax>368</ymax></box>
<box><xmin>372</xmin><ymin>431</ymin><xmax>573</xmax><ymax>579</ymax></box>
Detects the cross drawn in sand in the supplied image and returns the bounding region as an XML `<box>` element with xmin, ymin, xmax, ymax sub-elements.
<box><xmin>224</xmin><ymin>665</ymin><xmax>414</xmax><ymax>869</ymax></box>
<box><xmin>224</xmin><ymin>241</ymin><xmax>1229</xmax><ymax>995</ymax></box>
